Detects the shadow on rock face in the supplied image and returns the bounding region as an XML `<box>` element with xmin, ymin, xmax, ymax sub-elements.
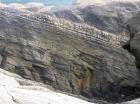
<box><xmin>121</xmin><ymin>12</ymin><xmax>140</xmax><ymax>102</ymax></box>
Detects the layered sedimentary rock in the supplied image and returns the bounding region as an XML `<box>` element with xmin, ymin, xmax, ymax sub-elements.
<box><xmin>0</xmin><ymin>7</ymin><xmax>139</xmax><ymax>103</ymax></box>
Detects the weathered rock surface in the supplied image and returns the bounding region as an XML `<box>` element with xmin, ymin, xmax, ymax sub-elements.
<box><xmin>125</xmin><ymin>12</ymin><xmax>140</xmax><ymax>70</ymax></box>
<box><xmin>1</xmin><ymin>66</ymin><xmax>140</xmax><ymax>104</ymax></box>
<box><xmin>0</xmin><ymin>68</ymin><xmax>93</xmax><ymax>104</ymax></box>
<box><xmin>0</xmin><ymin>7</ymin><xmax>140</xmax><ymax>103</ymax></box>
<box><xmin>52</xmin><ymin>1</ymin><xmax>140</xmax><ymax>33</ymax></box>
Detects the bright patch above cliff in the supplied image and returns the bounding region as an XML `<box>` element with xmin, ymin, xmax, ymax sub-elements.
<box><xmin>0</xmin><ymin>0</ymin><xmax>73</xmax><ymax>6</ymax></box>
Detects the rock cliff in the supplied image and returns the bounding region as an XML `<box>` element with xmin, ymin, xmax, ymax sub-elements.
<box><xmin>0</xmin><ymin>6</ymin><xmax>140</xmax><ymax>103</ymax></box>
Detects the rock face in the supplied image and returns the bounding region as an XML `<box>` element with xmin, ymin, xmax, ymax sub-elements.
<box><xmin>125</xmin><ymin>12</ymin><xmax>140</xmax><ymax>69</ymax></box>
<box><xmin>0</xmin><ymin>68</ymin><xmax>93</xmax><ymax>104</ymax></box>
<box><xmin>0</xmin><ymin>65</ymin><xmax>139</xmax><ymax>104</ymax></box>
<box><xmin>0</xmin><ymin>7</ymin><xmax>140</xmax><ymax>103</ymax></box>
<box><xmin>52</xmin><ymin>1</ymin><xmax>140</xmax><ymax>33</ymax></box>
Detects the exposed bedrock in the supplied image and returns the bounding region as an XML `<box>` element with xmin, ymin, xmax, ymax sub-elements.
<box><xmin>0</xmin><ymin>10</ymin><xmax>140</xmax><ymax>103</ymax></box>
<box><xmin>125</xmin><ymin>12</ymin><xmax>140</xmax><ymax>69</ymax></box>
<box><xmin>52</xmin><ymin>1</ymin><xmax>140</xmax><ymax>33</ymax></box>
<box><xmin>121</xmin><ymin>11</ymin><xmax>140</xmax><ymax>103</ymax></box>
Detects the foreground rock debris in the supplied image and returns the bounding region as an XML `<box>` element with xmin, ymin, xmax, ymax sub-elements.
<box><xmin>0</xmin><ymin>68</ymin><xmax>140</xmax><ymax>104</ymax></box>
<box><xmin>0</xmin><ymin>68</ymin><xmax>93</xmax><ymax>104</ymax></box>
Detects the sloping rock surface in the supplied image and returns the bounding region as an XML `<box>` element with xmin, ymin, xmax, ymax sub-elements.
<box><xmin>1</xmin><ymin>67</ymin><xmax>140</xmax><ymax>104</ymax></box>
<box><xmin>0</xmin><ymin>7</ymin><xmax>139</xmax><ymax>103</ymax></box>
<box><xmin>0</xmin><ymin>68</ymin><xmax>93</xmax><ymax>104</ymax></box>
<box><xmin>52</xmin><ymin>1</ymin><xmax>140</xmax><ymax>33</ymax></box>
